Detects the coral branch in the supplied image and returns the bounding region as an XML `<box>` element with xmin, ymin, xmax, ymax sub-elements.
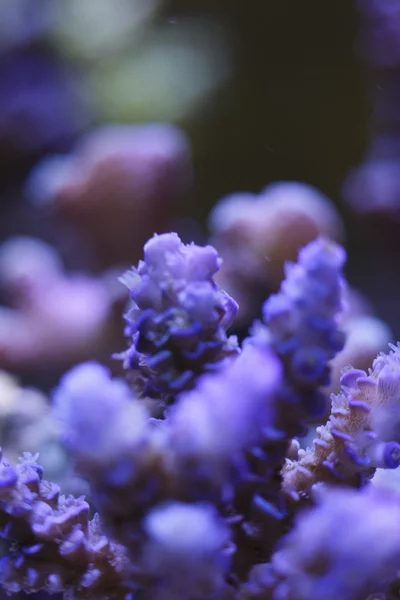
<box><xmin>283</xmin><ymin>343</ymin><xmax>400</xmax><ymax>501</ymax></box>
<box><xmin>0</xmin><ymin>450</ymin><xmax>129</xmax><ymax>599</ymax></box>
<box><xmin>120</xmin><ymin>232</ymin><xmax>239</xmax><ymax>409</ymax></box>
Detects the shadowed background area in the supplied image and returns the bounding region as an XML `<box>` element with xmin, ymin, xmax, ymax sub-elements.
<box><xmin>0</xmin><ymin>0</ymin><xmax>397</xmax><ymax>385</ymax></box>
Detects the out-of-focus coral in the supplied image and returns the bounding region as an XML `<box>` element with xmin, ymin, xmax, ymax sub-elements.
<box><xmin>90</xmin><ymin>18</ymin><xmax>232</xmax><ymax>122</ymax></box>
<box><xmin>209</xmin><ymin>182</ymin><xmax>344</xmax><ymax>323</ymax></box>
<box><xmin>342</xmin><ymin>0</ymin><xmax>400</xmax><ymax>215</ymax></box>
<box><xmin>0</xmin><ymin>51</ymin><xmax>89</xmax><ymax>158</ymax></box>
<box><xmin>0</xmin><ymin>0</ymin><xmax>53</xmax><ymax>51</ymax></box>
<box><xmin>0</xmin><ymin>370</ymin><xmax>55</xmax><ymax>465</ymax></box>
<box><xmin>0</xmin><ymin>236</ymin><xmax>123</xmax><ymax>373</ymax></box>
<box><xmin>343</xmin><ymin>157</ymin><xmax>400</xmax><ymax>216</ymax></box>
<box><xmin>372</xmin><ymin>462</ymin><xmax>400</xmax><ymax>492</ymax></box>
<box><xmin>0</xmin><ymin>370</ymin><xmax>86</xmax><ymax>496</ymax></box>
<box><xmin>355</xmin><ymin>0</ymin><xmax>400</xmax><ymax>68</ymax></box>
<box><xmin>27</xmin><ymin>124</ymin><xmax>193</xmax><ymax>267</ymax></box>
<box><xmin>241</xmin><ymin>485</ymin><xmax>400</xmax><ymax>600</ymax></box>
<box><xmin>141</xmin><ymin>502</ymin><xmax>233</xmax><ymax>600</ymax></box>
<box><xmin>49</xmin><ymin>0</ymin><xmax>159</xmax><ymax>62</ymax></box>
<box><xmin>53</xmin><ymin>345</ymin><xmax>281</xmax><ymax>595</ymax></box>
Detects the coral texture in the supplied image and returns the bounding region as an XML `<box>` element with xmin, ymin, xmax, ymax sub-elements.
<box><xmin>2</xmin><ymin>233</ymin><xmax>400</xmax><ymax>600</ymax></box>
<box><xmin>282</xmin><ymin>344</ymin><xmax>400</xmax><ymax>502</ymax></box>
<box><xmin>120</xmin><ymin>232</ymin><xmax>239</xmax><ymax>407</ymax></box>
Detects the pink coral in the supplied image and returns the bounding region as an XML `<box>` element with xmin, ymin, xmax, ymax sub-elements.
<box><xmin>0</xmin><ymin>237</ymin><xmax>122</xmax><ymax>372</ymax></box>
<box><xmin>28</xmin><ymin>123</ymin><xmax>193</xmax><ymax>267</ymax></box>
<box><xmin>209</xmin><ymin>182</ymin><xmax>343</xmax><ymax>322</ymax></box>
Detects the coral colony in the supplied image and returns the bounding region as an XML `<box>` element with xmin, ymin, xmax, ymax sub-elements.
<box><xmin>3</xmin><ymin>231</ymin><xmax>400</xmax><ymax>600</ymax></box>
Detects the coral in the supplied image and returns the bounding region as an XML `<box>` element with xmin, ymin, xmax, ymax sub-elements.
<box><xmin>0</xmin><ymin>51</ymin><xmax>88</xmax><ymax>158</ymax></box>
<box><xmin>52</xmin><ymin>343</ymin><xmax>281</xmax><ymax>597</ymax></box>
<box><xmin>209</xmin><ymin>182</ymin><xmax>343</xmax><ymax>322</ymax></box>
<box><xmin>4</xmin><ymin>3</ymin><xmax>399</xmax><ymax>600</ymax></box>
<box><xmin>0</xmin><ymin>236</ymin><xmax>122</xmax><ymax>373</ymax></box>
<box><xmin>120</xmin><ymin>232</ymin><xmax>239</xmax><ymax>407</ymax></box>
<box><xmin>54</xmin><ymin>343</ymin><xmax>281</xmax><ymax>515</ymax></box>
<box><xmin>343</xmin><ymin>0</ymin><xmax>400</xmax><ymax>216</ymax></box>
<box><xmin>260</xmin><ymin>236</ymin><xmax>346</xmax><ymax>425</ymax></box>
<box><xmin>3</xmin><ymin>233</ymin><xmax>400</xmax><ymax>600</ymax></box>
<box><xmin>0</xmin><ymin>450</ymin><xmax>130</xmax><ymax>600</ymax></box>
<box><xmin>282</xmin><ymin>344</ymin><xmax>400</xmax><ymax>502</ymax></box>
<box><xmin>27</xmin><ymin>124</ymin><xmax>193</xmax><ymax>268</ymax></box>
<box><xmin>0</xmin><ymin>369</ymin><xmax>86</xmax><ymax>496</ymax></box>
<box><xmin>240</xmin><ymin>485</ymin><xmax>400</xmax><ymax>600</ymax></box>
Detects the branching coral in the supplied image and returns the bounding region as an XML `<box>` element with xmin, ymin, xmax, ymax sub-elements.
<box><xmin>120</xmin><ymin>232</ymin><xmax>239</xmax><ymax>407</ymax></box>
<box><xmin>258</xmin><ymin>237</ymin><xmax>346</xmax><ymax>428</ymax></box>
<box><xmin>240</xmin><ymin>485</ymin><xmax>400</xmax><ymax>600</ymax></box>
<box><xmin>52</xmin><ymin>343</ymin><xmax>281</xmax><ymax>598</ymax></box>
<box><xmin>342</xmin><ymin>0</ymin><xmax>400</xmax><ymax>216</ymax></box>
<box><xmin>0</xmin><ymin>450</ymin><xmax>130</xmax><ymax>600</ymax></box>
<box><xmin>3</xmin><ymin>232</ymin><xmax>400</xmax><ymax>600</ymax></box>
<box><xmin>282</xmin><ymin>344</ymin><xmax>400</xmax><ymax>502</ymax></box>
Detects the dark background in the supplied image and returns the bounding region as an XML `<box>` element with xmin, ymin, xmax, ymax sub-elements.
<box><xmin>1</xmin><ymin>0</ymin><xmax>398</xmax><ymax>336</ymax></box>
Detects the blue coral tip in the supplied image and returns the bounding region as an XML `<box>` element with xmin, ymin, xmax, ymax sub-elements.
<box><xmin>339</xmin><ymin>369</ymin><xmax>366</xmax><ymax>389</ymax></box>
<box><xmin>384</xmin><ymin>442</ymin><xmax>400</xmax><ymax>469</ymax></box>
<box><xmin>252</xmin><ymin>494</ymin><xmax>286</xmax><ymax>521</ymax></box>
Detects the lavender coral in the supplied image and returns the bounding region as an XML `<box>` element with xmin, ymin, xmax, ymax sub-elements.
<box><xmin>54</xmin><ymin>344</ymin><xmax>282</xmax><ymax>516</ymax></box>
<box><xmin>260</xmin><ymin>236</ymin><xmax>346</xmax><ymax>428</ymax></box>
<box><xmin>120</xmin><ymin>232</ymin><xmax>239</xmax><ymax>406</ymax></box>
<box><xmin>53</xmin><ymin>343</ymin><xmax>281</xmax><ymax>597</ymax></box>
<box><xmin>342</xmin><ymin>0</ymin><xmax>400</xmax><ymax>215</ymax></box>
<box><xmin>283</xmin><ymin>343</ymin><xmax>400</xmax><ymax>501</ymax></box>
<box><xmin>0</xmin><ymin>450</ymin><xmax>129</xmax><ymax>599</ymax></box>
<box><xmin>241</xmin><ymin>485</ymin><xmax>400</xmax><ymax>600</ymax></box>
<box><xmin>5</xmin><ymin>231</ymin><xmax>400</xmax><ymax>600</ymax></box>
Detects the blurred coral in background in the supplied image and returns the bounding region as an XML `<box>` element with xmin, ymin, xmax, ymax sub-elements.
<box><xmin>343</xmin><ymin>0</ymin><xmax>400</xmax><ymax>216</ymax></box>
<box><xmin>27</xmin><ymin>123</ymin><xmax>193</xmax><ymax>268</ymax></box>
<box><xmin>209</xmin><ymin>182</ymin><xmax>344</xmax><ymax>323</ymax></box>
<box><xmin>0</xmin><ymin>236</ymin><xmax>124</xmax><ymax>377</ymax></box>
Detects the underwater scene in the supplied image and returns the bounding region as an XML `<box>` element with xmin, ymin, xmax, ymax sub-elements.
<box><xmin>1</xmin><ymin>2</ymin><xmax>400</xmax><ymax>599</ymax></box>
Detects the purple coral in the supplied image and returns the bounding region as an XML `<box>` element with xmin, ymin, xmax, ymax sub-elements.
<box><xmin>259</xmin><ymin>236</ymin><xmax>346</xmax><ymax>428</ymax></box>
<box><xmin>54</xmin><ymin>344</ymin><xmax>282</xmax><ymax>516</ymax></box>
<box><xmin>52</xmin><ymin>342</ymin><xmax>280</xmax><ymax>597</ymax></box>
<box><xmin>120</xmin><ymin>232</ymin><xmax>239</xmax><ymax>406</ymax></box>
<box><xmin>242</xmin><ymin>485</ymin><xmax>400</xmax><ymax>600</ymax></box>
<box><xmin>342</xmin><ymin>0</ymin><xmax>400</xmax><ymax>216</ymax></box>
<box><xmin>0</xmin><ymin>450</ymin><xmax>130</xmax><ymax>599</ymax></box>
<box><xmin>5</xmin><ymin>230</ymin><xmax>400</xmax><ymax>600</ymax></box>
<box><xmin>53</xmin><ymin>361</ymin><xmax>148</xmax><ymax>465</ymax></box>
<box><xmin>282</xmin><ymin>343</ymin><xmax>400</xmax><ymax>502</ymax></box>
